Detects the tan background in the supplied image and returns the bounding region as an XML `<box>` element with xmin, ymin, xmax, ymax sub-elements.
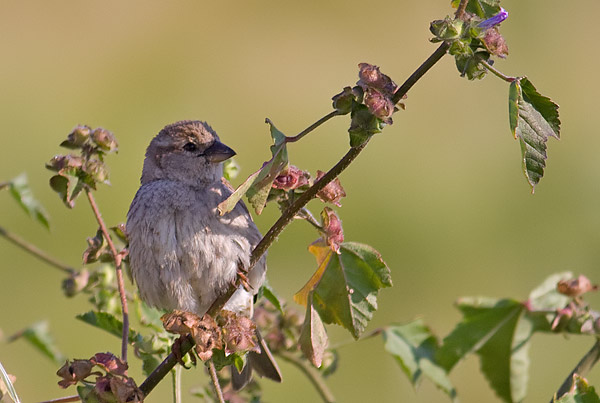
<box><xmin>1</xmin><ymin>0</ymin><xmax>599</xmax><ymax>402</ymax></box>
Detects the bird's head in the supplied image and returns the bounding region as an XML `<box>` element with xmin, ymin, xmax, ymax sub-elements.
<box><xmin>141</xmin><ymin>120</ymin><xmax>236</xmax><ymax>185</ymax></box>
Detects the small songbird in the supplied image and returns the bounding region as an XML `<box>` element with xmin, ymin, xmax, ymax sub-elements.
<box><xmin>126</xmin><ymin>120</ymin><xmax>281</xmax><ymax>389</ymax></box>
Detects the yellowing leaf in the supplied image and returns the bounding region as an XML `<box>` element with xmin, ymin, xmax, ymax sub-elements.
<box><xmin>295</xmin><ymin>241</ymin><xmax>392</xmax><ymax>339</ymax></box>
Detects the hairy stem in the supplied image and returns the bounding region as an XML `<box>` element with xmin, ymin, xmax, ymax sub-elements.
<box><xmin>455</xmin><ymin>0</ymin><xmax>469</xmax><ymax>19</ymax></box>
<box><xmin>85</xmin><ymin>190</ymin><xmax>129</xmax><ymax>363</ymax></box>
<box><xmin>480</xmin><ymin>60</ymin><xmax>515</xmax><ymax>82</ymax></box>
<box><xmin>277</xmin><ymin>350</ymin><xmax>335</xmax><ymax>403</ymax></box>
<box><xmin>0</xmin><ymin>225</ymin><xmax>74</xmax><ymax>273</ymax></box>
<box><xmin>208</xmin><ymin>361</ymin><xmax>225</xmax><ymax>403</ymax></box>
<box><xmin>551</xmin><ymin>338</ymin><xmax>600</xmax><ymax>402</ymax></box>
<box><xmin>285</xmin><ymin>110</ymin><xmax>341</xmax><ymax>143</ymax></box>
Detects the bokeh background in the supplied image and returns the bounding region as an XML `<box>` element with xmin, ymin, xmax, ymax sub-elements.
<box><xmin>1</xmin><ymin>0</ymin><xmax>598</xmax><ymax>402</ymax></box>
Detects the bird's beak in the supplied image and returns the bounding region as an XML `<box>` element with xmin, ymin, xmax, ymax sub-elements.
<box><xmin>202</xmin><ymin>141</ymin><xmax>236</xmax><ymax>163</ymax></box>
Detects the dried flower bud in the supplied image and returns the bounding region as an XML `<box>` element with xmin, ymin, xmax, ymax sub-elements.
<box><xmin>92</xmin><ymin>128</ymin><xmax>118</xmax><ymax>152</ymax></box>
<box><xmin>90</xmin><ymin>352</ymin><xmax>128</xmax><ymax>376</ymax></box>
<box><xmin>56</xmin><ymin>359</ymin><xmax>95</xmax><ymax>388</ymax></box>
<box><xmin>557</xmin><ymin>275</ymin><xmax>598</xmax><ymax>297</ymax></box>
<box><xmin>46</xmin><ymin>155</ymin><xmax>84</xmax><ymax>173</ymax></box>
<box><xmin>315</xmin><ymin>171</ymin><xmax>346</xmax><ymax>207</ymax></box>
<box><xmin>332</xmin><ymin>86</ymin><xmax>360</xmax><ymax>115</ymax></box>
<box><xmin>84</xmin><ymin>159</ymin><xmax>109</xmax><ymax>184</ymax></box>
<box><xmin>61</xmin><ymin>125</ymin><xmax>92</xmax><ymax>149</ymax></box>
<box><xmin>220</xmin><ymin>310</ymin><xmax>259</xmax><ymax>354</ymax></box>
<box><xmin>110</xmin><ymin>376</ymin><xmax>143</xmax><ymax>403</ymax></box>
<box><xmin>62</xmin><ymin>269</ymin><xmax>90</xmax><ymax>297</ymax></box>
<box><xmin>321</xmin><ymin>207</ymin><xmax>344</xmax><ymax>252</ymax></box>
<box><xmin>482</xmin><ymin>27</ymin><xmax>509</xmax><ymax>58</ymax></box>
<box><xmin>363</xmin><ymin>88</ymin><xmax>395</xmax><ymax>124</ymax></box>
<box><xmin>357</xmin><ymin>63</ymin><xmax>398</xmax><ymax>97</ymax></box>
<box><xmin>272</xmin><ymin>165</ymin><xmax>310</xmax><ymax>190</ymax></box>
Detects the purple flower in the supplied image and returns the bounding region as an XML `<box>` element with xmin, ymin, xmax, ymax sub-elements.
<box><xmin>478</xmin><ymin>8</ymin><xmax>508</xmax><ymax>29</ymax></box>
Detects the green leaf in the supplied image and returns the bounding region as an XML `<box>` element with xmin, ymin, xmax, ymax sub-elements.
<box><xmin>437</xmin><ymin>298</ymin><xmax>531</xmax><ymax>403</ymax></box>
<box><xmin>76</xmin><ymin>384</ymin><xmax>100</xmax><ymax>403</ymax></box>
<box><xmin>49</xmin><ymin>173</ymin><xmax>84</xmax><ymax>208</ymax></box>
<box><xmin>7</xmin><ymin>173</ymin><xmax>50</xmax><ymax>229</ymax></box>
<box><xmin>383</xmin><ymin>320</ymin><xmax>457</xmax><ymax>401</ymax></box>
<box><xmin>258</xmin><ymin>283</ymin><xmax>284</xmax><ymax>314</ymax></box>
<box><xmin>0</xmin><ymin>361</ymin><xmax>21</xmax><ymax>403</ymax></box>
<box><xmin>299</xmin><ymin>293</ymin><xmax>329</xmax><ymax>367</ymax></box>
<box><xmin>508</xmin><ymin>77</ymin><xmax>561</xmax><ymax>192</ymax></box>
<box><xmin>77</xmin><ymin>311</ymin><xmax>142</xmax><ymax>344</ymax></box>
<box><xmin>451</xmin><ymin>0</ymin><xmax>501</xmax><ymax>18</ymax></box>
<box><xmin>554</xmin><ymin>375</ymin><xmax>600</xmax><ymax>403</ymax></box>
<box><xmin>9</xmin><ymin>321</ymin><xmax>65</xmax><ymax>364</ymax></box>
<box><xmin>218</xmin><ymin>120</ymin><xmax>288</xmax><ymax>215</ymax></box>
<box><xmin>294</xmin><ymin>241</ymin><xmax>392</xmax><ymax>339</ymax></box>
<box><xmin>348</xmin><ymin>104</ymin><xmax>383</xmax><ymax>147</ymax></box>
<box><xmin>246</xmin><ymin>120</ymin><xmax>289</xmax><ymax>214</ymax></box>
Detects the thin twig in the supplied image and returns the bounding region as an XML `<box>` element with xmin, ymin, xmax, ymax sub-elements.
<box><xmin>479</xmin><ymin>60</ymin><xmax>516</xmax><ymax>82</ymax></box>
<box><xmin>276</xmin><ymin>350</ymin><xmax>335</xmax><ymax>403</ymax></box>
<box><xmin>38</xmin><ymin>396</ymin><xmax>80</xmax><ymax>403</ymax></box>
<box><xmin>208</xmin><ymin>361</ymin><xmax>225</xmax><ymax>403</ymax></box>
<box><xmin>172</xmin><ymin>365</ymin><xmax>182</xmax><ymax>403</ymax></box>
<box><xmin>285</xmin><ymin>110</ymin><xmax>341</xmax><ymax>143</ymax></box>
<box><xmin>0</xmin><ymin>225</ymin><xmax>74</xmax><ymax>273</ymax></box>
<box><xmin>551</xmin><ymin>338</ymin><xmax>600</xmax><ymax>402</ymax></box>
<box><xmin>85</xmin><ymin>190</ymin><xmax>129</xmax><ymax>363</ymax></box>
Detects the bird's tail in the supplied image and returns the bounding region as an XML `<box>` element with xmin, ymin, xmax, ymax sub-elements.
<box><xmin>231</xmin><ymin>329</ymin><xmax>282</xmax><ymax>390</ymax></box>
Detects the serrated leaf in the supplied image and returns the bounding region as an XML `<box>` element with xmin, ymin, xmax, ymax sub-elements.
<box><xmin>77</xmin><ymin>311</ymin><xmax>142</xmax><ymax>344</ymax></box>
<box><xmin>294</xmin><ymin>241</ymin><xmax>392</xmax><ymax>339</ymax></box>
<box><xmin>218</xmin><ymin>120</ymin><xmax>288</xmax><ymax>215</ymax></box>
<box><xmin>49</xmin><ymin>174</ymin><xmax>84</xmax><ymax>208</ymax></box>
<box><xmin>7</xmin><ymin>173</ymin><xmax>50</xmax><ymax>229</ymax></box>
<box><xmin>383</xmin><ymin>320</ymin><xmax>457</xmax><ymax>401</ymax></box>
<box><xmin>9</xmin><ymin>321</ymin><xmax>65</xmax><ymax>364</ymax></box>
<box><xmin>436</xmin><ymin>298</ymin><xmax>522</xmax><ymax>371</ymax></box>
<box><xmin>477</xmin><ymin>308</ymin><xmax>532</xmax><ymax>403</ymax></box>
<box><xmin>554</xmin><ymin>375</ymin><xmax>600</xmax><ymax>403</ymax></box>
<box><xmin>508</xmin><ymin>77</ymin><xmax>560</xmax><ymax>192</ymax></box>
<box><xmin>437</xmin><ymin>298</ymin><xmax>531</xmax><ymax>403</ymax></box>
<box><xmin>0</xmin><ymin>361</ymin><xmax>21</xmax><ymax>403</ymax></box>
<box><xmin>299</xmin><ymin>293</ymin><xmax>329</xmax><ymax>367</ymax></box>
<box><xmin>451</xmin><ymin>0</ymin><xmax>501</xmax><ymax>18</ymax></box>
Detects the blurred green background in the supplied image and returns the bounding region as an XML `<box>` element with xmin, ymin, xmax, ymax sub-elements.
<box><xmin>1</xmin><ymin>0</ymin><xmax>599</xmax><ymax>402</ymax></box>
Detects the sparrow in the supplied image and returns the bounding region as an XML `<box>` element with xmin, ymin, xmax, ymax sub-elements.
<box><xmin>126</xmin><ymin>120</ymin><xmax>281</xmax><ymax>389</ymax></box>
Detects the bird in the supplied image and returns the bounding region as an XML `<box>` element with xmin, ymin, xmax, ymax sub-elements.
<box><xmin>126</xmin><ymin>120</ymin><xmax>281</xmax><ymax>389</ymax></box>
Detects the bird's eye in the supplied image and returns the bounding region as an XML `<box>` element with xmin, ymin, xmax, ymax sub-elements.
<box><xmin>183</xmin><ymin>142</ymin><xmax>198</xmax><ymax>152</ymax></box>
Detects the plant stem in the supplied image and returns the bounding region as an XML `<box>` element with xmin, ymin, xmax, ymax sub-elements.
<box><xmin>551</xmin><ymin>338</ymin><xmax>600</xmax><ymax>402</ymax></box>
<box><xmin>139</xmin><ymin>335</ymin><xmax>195</xmax><ymax>396</ymax></box>
<box><xmin>455</xmin><ymin>0</ymin><xmax>469</xmax><ymax>19</ymax></box>
<box><xmin>0</xmin><ymin>225</ymin><xmax>74</xmax><ymax>274</ymax></box>
<box><xmin>479</xmin><ymin>60</ymin><xmax>515</xmax><ymax>82</ymax></box>
<box><xmin>277</xmin><ymin>350</ymin><xmax>335</xmax><ymax>403</ymax></box>
<box><xmin>208</xmin><ymin>361</ymin><xmax>225</xmax><ymax>403</ymax></box>
<box><xmin>285</xmin><ymin>110</ymin><xmax>341</xmax><ymax>143</ymax></box>
<box><xmin>38</xmin><ymin>396</ymin><xmax>80</xmax><ymax>403</ymax></box>
<box><xmin>85</xmin><ymin>190</ymin><xmax>129</xmax><ymax>363</ymax></box>
<box><xmin>172</xmin><ymin>365</ymin><xmax>182</xmax><ymax>403</ymax></box>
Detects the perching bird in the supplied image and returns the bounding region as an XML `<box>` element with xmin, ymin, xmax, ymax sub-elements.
<box><xmin>126</xmin><ymin>120</ymin><xmax>281</xmax><ymax>389</ymax></box>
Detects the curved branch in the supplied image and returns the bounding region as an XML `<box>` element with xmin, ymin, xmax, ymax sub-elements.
<box><xmin>551</xmin><ymin>338</ymin><xmax>600</xmax><ymax>402</ymax></box>
<box><xmin>276</xmin><ymin>350</ymin><xmax>335</xmax><ymax>403</ymax></box>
